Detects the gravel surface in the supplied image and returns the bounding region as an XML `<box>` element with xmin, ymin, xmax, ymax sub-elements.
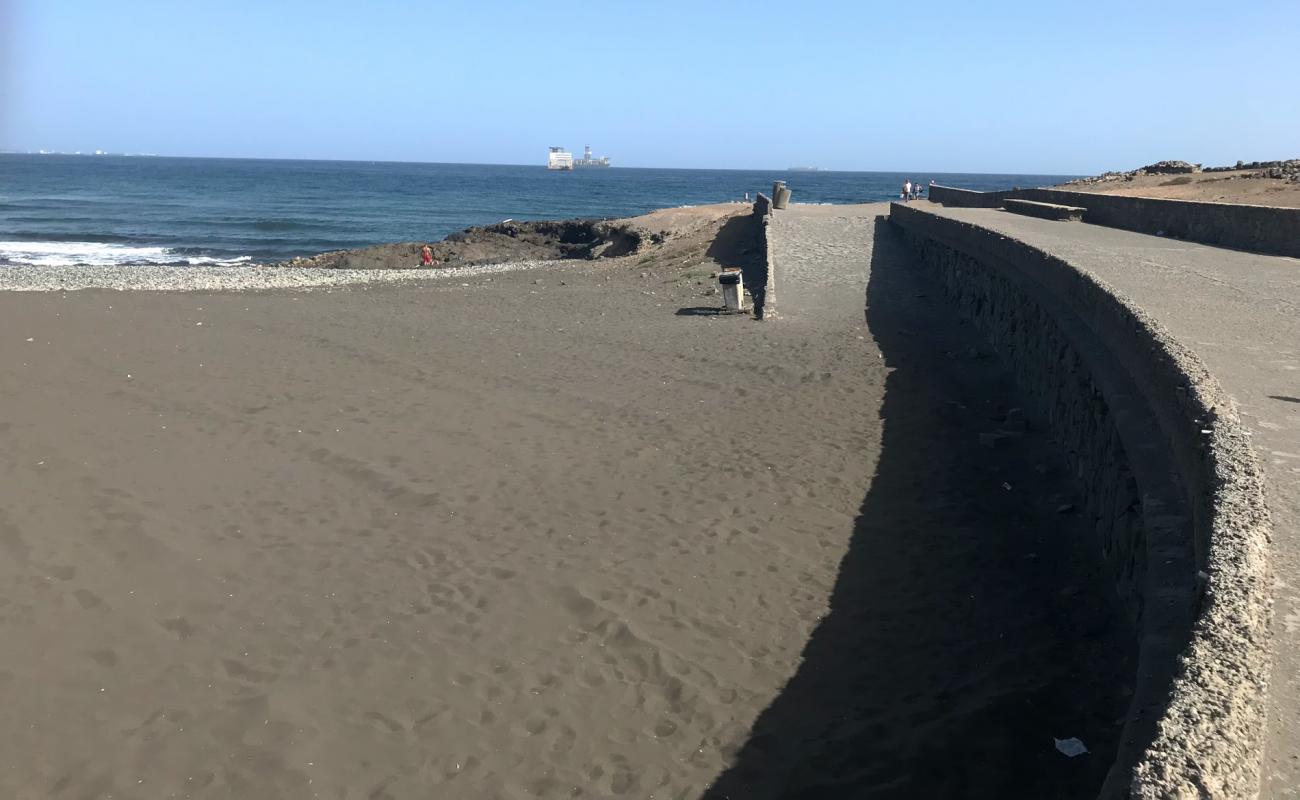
<box><xmin>0</xmin><ymin>260</ymin><xmax>555</xmax><ymax>292</ymax></box>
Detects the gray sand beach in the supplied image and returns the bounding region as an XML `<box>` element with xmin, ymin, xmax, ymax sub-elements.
<box><xmin>0</xmin><ymin>204</ymin><xmax>1128</xmax><ymax>798</ymax></box>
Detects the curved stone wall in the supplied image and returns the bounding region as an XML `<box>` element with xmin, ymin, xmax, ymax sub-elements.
<box><xmin>889</xmin><ymin>203</ymin><xmax>1272</xmax><ymax>798</ymax></box>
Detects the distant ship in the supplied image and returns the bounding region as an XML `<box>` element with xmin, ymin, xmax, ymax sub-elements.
<box><xmin>574</xmin><ymin>145</ymin><xmax>611</xmax><ymax>168</ymax></box>
<box><xmin>548</xmin><ymin>145</ymin><xmax>611</xmax><ymax>170</ymax></box>
<box><xmin>547</xmin><ymin>146</ymin><xmax>574</xmax><ymax>171</ymax></box>
<box><xmin>789</xmin><ymin>166</ymin><xmax>820</xmax><ymax>172</ymax></box>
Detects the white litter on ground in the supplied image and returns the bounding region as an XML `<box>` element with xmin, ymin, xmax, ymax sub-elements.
<box><xmin>1054</xmin><ymin>737</ymin><xmax>1089</xmax><ymax>757</ymax></box>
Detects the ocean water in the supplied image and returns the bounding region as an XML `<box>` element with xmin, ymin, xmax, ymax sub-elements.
<box><xmin>0</xmin><ymin>155</ymin><xmax>1074</xmax><ymax>266</ymax></box>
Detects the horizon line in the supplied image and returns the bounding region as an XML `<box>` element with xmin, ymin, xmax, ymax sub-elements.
<box><xmin>0</xmin><ymin>150</ymin><xmax>1082</xmax><ymax>177</ymax></box>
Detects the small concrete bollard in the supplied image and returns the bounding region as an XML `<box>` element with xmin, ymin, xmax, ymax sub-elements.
<box><xmin>775</xmin><ymin>185</ymin><xmax>792</xmax><ymax>209</ymax></box>
<box><xmin>718</xmin><ymin>268</ymin><xmax>745</xmax><ymax>312</ymax></box>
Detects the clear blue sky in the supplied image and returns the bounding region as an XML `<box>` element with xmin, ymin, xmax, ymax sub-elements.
<box><xmin>2</xmin><ymin>0</ymin><xmax>1297</xmax><ymax>173</ymax></box>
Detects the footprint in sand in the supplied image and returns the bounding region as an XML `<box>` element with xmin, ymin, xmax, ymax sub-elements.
<box><xmin>72</xmin><ymin>588</ymin><xmax>106</xmax><ymax>610</ymax></box>
<box><xmin>158</xmin><ymin>616</ymin><xmax>196</xmax><ymax>639</ymax></box>
<box><xmin>87</xmin><ymin>649</ymin><xmax>119</xmax><ymax>667</ymax></box>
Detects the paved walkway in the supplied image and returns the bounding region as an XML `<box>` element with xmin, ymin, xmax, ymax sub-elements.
<box><xmin>768</xmin><ymin>203</ymin><xmax>883</xmax><ymax>318</ymax></box>
<box><xmin>915</xmin><ymin>204</ymin><xmax>1300</xmax><ymax>795</ymax></box>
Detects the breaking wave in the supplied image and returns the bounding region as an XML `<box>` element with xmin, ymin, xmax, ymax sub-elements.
<box><xmin>0</xmin><ymin>240</ymin><xmax>254</xmax><ymax>267</ymax></box>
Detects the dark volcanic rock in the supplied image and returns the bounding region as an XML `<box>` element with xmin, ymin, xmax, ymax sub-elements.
<box><xmin>276</xmin><ymin>218</ymin><xmax>645</xmax><ymax>270</ymax></box>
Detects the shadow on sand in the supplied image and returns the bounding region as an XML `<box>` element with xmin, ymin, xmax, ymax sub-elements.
<box><xmin>706</xmin><ymin>211</ymin><xmax>768</xmax><ymax>317</ymax></box>
<box><xmin>700</xmin><ymin>218</ymin><xmax>1133</xmax><ymax>799</ymax></box>
<box><xmin>704</xmin><ymin>213</ymin><xmax>764</xmax><ymax>280</ymax></box>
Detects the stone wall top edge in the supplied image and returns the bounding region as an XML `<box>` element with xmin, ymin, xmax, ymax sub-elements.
<box><xmin>1025</xmin><ymin>187</ymin><xmax>1300</xmax><ymax>214</ymax></box>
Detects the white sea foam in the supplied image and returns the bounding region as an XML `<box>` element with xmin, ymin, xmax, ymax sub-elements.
<box><xmin>0</xmin><ymin>240</ymin><xmax>252</xmax><ymax>267</ymax></box>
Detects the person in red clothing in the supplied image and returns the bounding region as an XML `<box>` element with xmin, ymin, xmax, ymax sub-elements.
<box><xmin>421</xmin><ymin>244</ymin><xmax>433</xmax><ymax>266</ymax></box>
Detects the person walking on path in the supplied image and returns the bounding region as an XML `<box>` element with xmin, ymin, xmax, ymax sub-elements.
<box><xmin>421</xmin><ymin>244</ymin><xmax>433</xmax><ymax>267</ymax></box>
<box><xmin>902</xmin><ymin>180</ymin><xmax>912</xmax><ymax>201</ymax></box>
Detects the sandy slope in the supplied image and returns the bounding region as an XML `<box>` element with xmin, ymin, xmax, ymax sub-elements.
<box><xmin>0</xmin><ymin>254</ymin><xmax>876</xmax><ymax>799</ymax></box>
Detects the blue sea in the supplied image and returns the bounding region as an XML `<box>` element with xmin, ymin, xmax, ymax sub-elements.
<box><xmin>0</xmin><ymin>154</ymin><xmax>1073</xmax><ymax>266</ymax></box>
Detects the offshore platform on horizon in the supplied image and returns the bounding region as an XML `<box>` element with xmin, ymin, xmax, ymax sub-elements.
<box><xmin>548</xmin><ymin>145</ymin><xmax>611</xmax><ymax>170</ymax></box>
<box><xmin>575</xmin><ymin>145</ymin><xmax>611</xmax><ymax>168</ymax></box>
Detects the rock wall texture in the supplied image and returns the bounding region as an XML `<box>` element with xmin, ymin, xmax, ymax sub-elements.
<box><xmin>753</xmin><ymin>194</ymin><xmax>775</xmax><ymax>319</ymax></box>
<box><xmin>927</xmin><ymin>185</ymin><xmax>1018</xmax><ymax>208</ymax></box>
<box><xmin>928</xmin><ymin>185</ymin><xmax>1300</xmax><ymax>257</ymax></box>
<box><xmin>889</xmin><ymin>203</ymin><xmax>1272</xmax><ymax>799</ymax></box>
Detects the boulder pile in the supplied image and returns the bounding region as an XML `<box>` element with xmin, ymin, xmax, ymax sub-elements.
<box><xmin>1062</xmin><ymin>160</ymin><xmax>1202</xmax><ymax>186</ymax></box>
<box><xmin>1138</xmin><ymin>160</ymin><xmax>1202</xmax><ymax>174</ymax></box>
<box><xmin>1204</xmin><ymin>158</ymin><xmax>1300</xmax><ymax>177</ymax></box>
<box><xmin>1066</xmin><ymin>158</ymin><xmax>1300</xmax><ymax>187</ymax></box>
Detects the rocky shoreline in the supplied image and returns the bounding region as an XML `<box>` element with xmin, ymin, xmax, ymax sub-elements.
<box><xmin>0</xmin><ymin>204</ymin><xmax>756</xmax><ymax>292</ymax></box>
<box><xmin>274</xmin><ymin>217</ymin><xmax>661</xmax><ymax>271</ymax></box>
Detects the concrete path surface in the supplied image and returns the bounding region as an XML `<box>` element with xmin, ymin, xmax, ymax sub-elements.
<box><xmin>767</xmin><ymin>204</ymin><xmax>883</xmax><ymax>318</ymax></box>
<box><xmin>917</xmin><ymin>204</ymin><xmax>1300</xmax><ymax>795</ymax></box>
